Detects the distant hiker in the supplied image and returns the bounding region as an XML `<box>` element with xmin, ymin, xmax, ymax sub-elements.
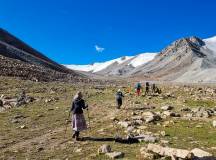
<box><xmin>145</xmin><ymin>82</ymin><xmax>150</xmax><ymax>95</ymax></box>
<box><xmin>127</xmin><ymin>84</ymin><xmax>131</xmax><ymax>94</ymax></box>
<box><xmin>135</xmin><ymin>82</ymin><xmax>142</xmax><ymax>96</ymax></box>
<box><xmin>152</xmin><ymin>83</ymin><xmax>156</xmax><ymax>93</ymax></box>
<box><xmin>152</xmin><ymin>83</ymin><xmax>161</xmax><ymax>94</ymax></box>
<box><xmin>115</xmin><ymin>89</ymin><xmax>124</xmax><ymax>109</ymax></box>
<box><xmin>0</xmin><ymin>99</ymin><xmax>3</xmax><ymax>107</ymax></box>
<box><xmin>70</xmin><ymin>91</ymin><xmax>88</xmax><ymax>140</ymax></box>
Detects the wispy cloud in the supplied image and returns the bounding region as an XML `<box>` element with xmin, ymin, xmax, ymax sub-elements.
<box><xmin>95</xmin><ymin>45</ymin><xmax>105</xmax><ymax>53</ymax></box>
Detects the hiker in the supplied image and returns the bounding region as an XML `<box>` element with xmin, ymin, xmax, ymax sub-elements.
<box><xmin>70</xmin><ymin>91</ymin><xmax>88</xmax><ymax>140</ymax></box>
<box><xmin>152</xmin><ymin>83</ymin><xmax>156</xmax><ymax>93</ymax></box>
<box><xmin>0</xmin><ymin>99</ymin><xmax>3</xmax><ymax>107</ymax></box>
<box><xmin>135</xmin><ymin>82</ymin><xmax>142</xmax><ymax>96</ymax></box>
<box><xmin>145</xmin><ymin>82</ymin><xmax>150</xmax><ymax>95</ymax></box>
<box><xmin>116</xmin><ymin>89</ymin><xmax>124</xmax><ymax>109</ymax></box>
<box><xmin>152</xmin><ymin>83</ymin><xmax>161</xmax><ymax>94</ymax></box>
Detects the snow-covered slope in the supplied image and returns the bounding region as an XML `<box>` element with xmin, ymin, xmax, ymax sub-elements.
<box><xmin>65</xmin><ymin>53</ymin><xmax>157</xmax><ymax>74</ymax></box>
<box><xmin>203</xmin><ymin>36</ymin><xmax>216</xmax><ymax>53</ymax></box>
<box><xmin>129</xmin><ymin>53</ymin><xmax>157</xmax><ymax>67</ymax></box>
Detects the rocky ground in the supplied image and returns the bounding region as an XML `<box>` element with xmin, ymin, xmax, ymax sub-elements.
<box><xmin>0</xmin><ymin>77</ymin><xmax>216</xmax><ymax>159</ymax></box>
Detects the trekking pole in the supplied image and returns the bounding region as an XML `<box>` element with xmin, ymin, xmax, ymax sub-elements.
<box><xmin>85</xmin><ymin>92</ymin><xmax>91</xmax><ymax>130</ymax></box>
<box><xmin>64</xmin><ymin>111</ymin><xmax>71</xmax><ymax>139</ymax></box>
<box><xmin>86</xmin><ymin>108</ymin><xmax>91</xmax><ymax>130</ymax></box>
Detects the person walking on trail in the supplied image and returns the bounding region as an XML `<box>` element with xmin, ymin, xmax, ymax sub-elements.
<box><xmin>145</xmin><ymin>82</ymin><xmax>150</xmax><ymax>95</ymax></box>
<box><xmin>152</xmin><ymin>83</ymin><xmax>156</xmax><ymax>93</ymax></box>
<box><xmin>135</xmin><ymin>82</ymin><xmax>142</xmax><ymax>96</ymax></box>
<box><xmin>116</xmin><ymin>89</ymin><xmax>124</xmax><ymax>109</ymax></box>
<box><xmin>70</xmin><ymin>91</ymin><xmax>88</xmax><ymax>141</ymax></box>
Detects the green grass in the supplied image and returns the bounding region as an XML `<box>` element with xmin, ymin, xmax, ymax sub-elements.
<box><xmin>185</xmin><ymin>99</ymin><xmax>216</xmax><ymax>108</ymax></box>
<box><xmin>0</xmin><ymin>77</ymin><xmax>216</xmax><ymax>159</ymax></box>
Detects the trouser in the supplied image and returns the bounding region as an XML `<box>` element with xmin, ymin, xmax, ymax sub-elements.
<box><xmin>145</xmin><ymin>87</ymin><xmax>149</xmax><ymax>95</ymax></box>
<box><xmin>136</xmin><ymin>89</ymin><xmax>141</xmax><ymax>96</ymax></box>
<box><xmin>116</xmin><ymin>98</ymin><xmax>122</xmax><ymax>109</ymax></box>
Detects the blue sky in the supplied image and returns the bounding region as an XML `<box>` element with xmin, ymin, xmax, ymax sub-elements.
<box><xmin>0</xmin><ymin>0</ymin><xmax>216</xmax><ymax>64</ymax></box>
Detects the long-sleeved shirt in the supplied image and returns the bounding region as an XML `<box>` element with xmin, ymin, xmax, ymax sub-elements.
<box><xmin>70</xmin><ymin>98</ymin><xmax>87</xmax><ymax>114</ymax></box>
<box><xmin>116</xmin><ymin>91</ymin><xmax>124</xmax><ymax>100</ymax></box>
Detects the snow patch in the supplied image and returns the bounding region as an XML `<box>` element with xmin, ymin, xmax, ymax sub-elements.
<box><xmin>129</xmin><ymin>53</ymin><xmax>157</xmax><ymax>67</ymax></box>
<box><xmin>203</xmin><ymin>36</ymin><xmax>216</xmax><ymax>53</ymax></box>
<box><xmin>65</xmin><ymin>56</ymin><xmax>133</xmax><ymax>73</ymax></box>
<box><xmin>65</xmin><ymin>53</ymin><xmax>157</xmax><ymax>73</ymax></box>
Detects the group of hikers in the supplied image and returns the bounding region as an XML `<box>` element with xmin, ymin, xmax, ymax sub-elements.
<box><xmin>69</xmin><ymin>82</ymin><xmax>161</xmax><ymax>140</ymax></box>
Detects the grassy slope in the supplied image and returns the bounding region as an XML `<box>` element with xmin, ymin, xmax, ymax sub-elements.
<box><xmin>0</xmin><ymin>77</ymin><xmax>216</xmax><ymax>159</ymax></box>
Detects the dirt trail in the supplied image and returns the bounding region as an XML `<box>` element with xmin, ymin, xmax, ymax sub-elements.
<box><xmin>1</xmin><ymin>103</ymin><xmax>119</xmax><ymax>154</ymax></box>
<box><xmin>1</xmin><ymin>127</ymin><xmax>68</xmax><ymax>152</ymax></box>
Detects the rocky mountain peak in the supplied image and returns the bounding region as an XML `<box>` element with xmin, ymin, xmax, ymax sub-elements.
<box><xmin>158</xmin><ymin>36</ymin><xmax>206</xmax><ymax>59</ymax></box>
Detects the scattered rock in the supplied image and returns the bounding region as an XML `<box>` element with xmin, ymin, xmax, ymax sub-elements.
<box><xmin>147</xmin><ymin>144</ymin><xmax>192</xmax><ymax>159</ymax></box>
<box><xmin>14</xmin><ymin>114</ymin><xmax>25</xmax><ymax>119</ymax></box>
<box><xmin>37</xmin><ymin>147</ymin><xmax>44</xmax><ymax>152</ymax></box>
<box><xmin>161</xmin><ymin>105</ymin><xmax>173</xmax><ymax>111</ymax></box>
<box><xmin>11</xmin><ymin>119</ymin><xmax>20</xmax><ymax>123</ymax></box>
<box><xmin>98</xmin><ymin>144</ymin><xmax>112</xmax><ymax>154</ymax></box>
<box><xmin>140</xmin><ymin>147</ymin><xmax>155</xmax><ymax>159</ymax></box>
<box><xmin>146</xmin><ymin>144</ymin><xmax>213</xmax><ymax>159</ymax></box>
<box><xmin>142</xmin><ymin>111</ymin><xmax>161</xmax><ymax>123</ymax></box>
<box><xmin>131</xmin><ymin>116</ymin><xmax>143</xmax><ymax>121</ymax></box>
<box><xmin>134</xmin><ymin>134</ymin><xmax>158</xmax><ymax>143</ymax></box>
<box><xmin>105</xmin><ymin>152</ymin><xmax>124</xmax><ymax>159</ymax></box>
<box><xmin>74</xmin><ymin>148</ymin><xmax>82</xmax><ymax>153</ymax></box>
<box><xmin>45</xmin><ymin>98</ymin><xmax>52</xmax><ymax>103</ymax></box>
<box><xmin>118</xmin><ymin>121</ymin><xmax>131</xmax><ymax>128</ymax></box>
<box><xmin>212</xmin><ymin>120</ymin><xmax>216</xmax><ymax>128</ymax></box>
<box><xmin>160</xmin><ymin>131</ymin><xmax>169</xmax><ymax>137</ymax></box>
<box><xmin>162</xmin><ymin>111</ymin><xmax>180</xmax><ymax>117</ymax></box>
<box><xmin>180</xmin><ymin>107</ymin><xmax>191</xmax><ymax>112</ymax></box>
<box><xmin>191</xmin><ymin>148</ymin><xmax>213</xmax><ymax>158</ymax></box>
<box><xmin>20</xmin><ymin>125</ymin><xmax>27</xmax><ymax>129</ymax></box>
<box><xmin>37</xmin><ymin>114</ymin><xmax>44</xmax><ymax>118</ymax></box>
<box><xmin>126</xmin><ymin>126</ymin><xmax>135</xmax><ymax>133</ymax></box>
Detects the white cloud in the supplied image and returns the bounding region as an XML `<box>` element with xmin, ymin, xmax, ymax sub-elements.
<box><xmin>95</xmin><ymin>45</ymin><xmax>105</xmax><ymax>53</ymax></box>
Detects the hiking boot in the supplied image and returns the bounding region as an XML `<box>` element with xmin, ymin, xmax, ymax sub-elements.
<box><xmin>72</xmin><ymin>133</ymin><xmax>76</xmax><ymax>138</ymax></box>
<box><xmin>75</xmin><ymin>137</ymin><xmax>80</xmax><ymax>141</ymax></box>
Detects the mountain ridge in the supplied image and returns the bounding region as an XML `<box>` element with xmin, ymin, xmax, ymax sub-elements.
<box><xmin>0</xmin><ymin>28</ymin><xmax>84</xmax><ymax>82</ymax></box>
<box><xmin>66</xmin><ymin>35</ymin><xmax>216</xmax><ymax>82</ymax></box>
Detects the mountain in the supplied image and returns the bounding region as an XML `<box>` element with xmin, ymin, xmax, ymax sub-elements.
<box><xmin>130</xmin><ymin>36</ymin><xmax>216</xmax><ymax>82</ymax></box>
<box><xmin>66</xmin><ymin>35</ymin><xmax>216</xmax><ymax>83</ymax></box>
<box><xmin>65</xmin><ymin>53</ymin><xmax>157</xmax><ymax>76</ymax></box>
<box><xmin>0</xmin><ymin>28</ymin><xmax>83</xmax><ymax>82</ymax></box>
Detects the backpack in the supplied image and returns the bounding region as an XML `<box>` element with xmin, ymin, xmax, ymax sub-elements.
<box><xmin>116</xmin><ymin>92</ymin><xmax>122</xmax><ymax>99</ymax></box>
<box><xmin>136</xmin><ymin>83</ymin><xmax>141</xmax><ymax>89</ymax></box>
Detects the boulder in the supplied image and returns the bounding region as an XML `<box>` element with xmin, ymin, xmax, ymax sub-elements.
<box><xmin>191</xmin><ymin>148</ymin><xmax>212</xmax><ymax>158</ymax></box>
<box><xmin>161</xmin><ymin>105</ymin><xmax>173</xmax><ymax>111</ymax></box>
<box><xmin>212</xmin><ymin>120</ymin><xmax>216</xmax><ymax>128</ymax></box>
<box><xmin>142</xmin><ymin>111</ymin><xmax>161</xmax><ymax>123</ymax></box>
<box><xmin>147</xmin><ymin>144</ymin><xmax>192</xmax><ymax>159</ymax></box>
<box><xmin>105</xmin><ymin>152</ymin><xmax>124</xmax><ymax>159</ymax></box>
